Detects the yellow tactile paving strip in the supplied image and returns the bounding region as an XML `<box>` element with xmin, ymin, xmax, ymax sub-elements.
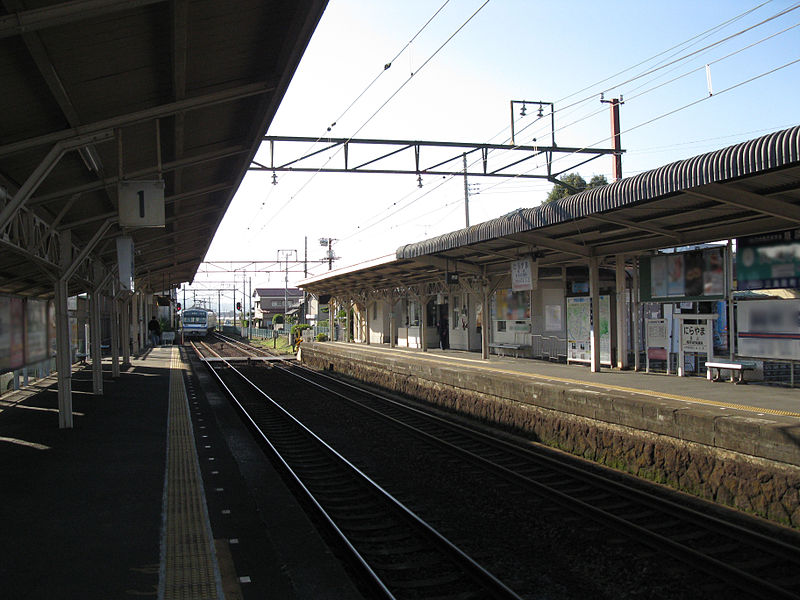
<box><xmin>160</xmin><ymin>347</ymin><xmax>222</xmax><ymax>600</ymax></box>
<box><xmin>340</xmin><ymin>345</ymin><xmax>800</xmax><ymax>419</ymax></box>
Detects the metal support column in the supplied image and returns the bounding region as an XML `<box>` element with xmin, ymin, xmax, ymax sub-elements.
<box><xmin>122</xmin><ymin>294</ymin><xmax>131</xmax><ymax>367</ymax></box>
<box><xmin>389</xmin><ymin>297</ymin><xmax>395</xmax><ymax>348</ymax></box>
<box><xmin>589</xmin><ymin>256</ymin><xmax>601</xmax><ymax>372</ymax></box>
<box><xmin>727</xmin><ymin>240</ymin><xmax>735</xmax><ymax>360</ymax></box>
<box><xmin>615</xmin><ymin>255</ymin><xmax>628</xmax><ymax>369</ymax></box>
<box><xmin>632</xmin><ymin>256</ymin><xmax>641</xmax><ymax>371</ymax></box>
<box><xmin>346</xmin><ymin>301</ymin><xmax>351</xmax><ymax>342</ymax></box>
<box><xmin>481</xmin><ymin>275</ymin><xmax>490</xmax><ymax>360</ymax></box>
<box><xmin>56</xmin><ymin>230</ymin><xmax>73</xmax><ymax>429</ymax></box>
<box><xmin>90</xmin><ymin>263</ymin><xmax>104</xmax><ymax>395</ymax></box>
<box><xmin>365</xmin><ymin>300</ymin><xmax>371</xmax><ymax>345</ymax></box>
<box><xmin>421</xmin><ymin>294</ymin><xmax>428</xmax><ymax>352</ymax></box>
<box><xmin>131</xmin><ymin>291</ymin><xmax>140</xmax><ymax>354</ymax></box>
<box><xmin>110</xmin><ymin>289</ymin><xmax>120</xmax><ymax>378</ymax></box>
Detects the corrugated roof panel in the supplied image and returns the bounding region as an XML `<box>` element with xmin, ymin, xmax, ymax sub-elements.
<box><xmin>397</xmin><ymin>125</ymin><xmax>800</xmax><ymax>259</ymax></box>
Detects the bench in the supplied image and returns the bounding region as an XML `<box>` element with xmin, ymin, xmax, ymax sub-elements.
<box><xmin>489</xmin><ymin>343</ymin><xmax>525</xmax><ymax>358</ymax></box>
<box><xmin>706</xmin><ymin>360</ymin><xmax>757</xmax><ymax>384</ymax></box>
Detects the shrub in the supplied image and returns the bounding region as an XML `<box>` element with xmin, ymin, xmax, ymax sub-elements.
<box><xmin>316</xmin><ymin>333</ymin><xmax>328</xmax><ymax>342</ymax></box>
<box><xmin>291</xmin><ymin>323</ymin><xmax>311</xmax><ymax>337</ymax></box>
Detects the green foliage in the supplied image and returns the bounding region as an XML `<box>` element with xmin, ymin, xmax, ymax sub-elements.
<box><xmin>291</xmin><ymin>323</ymin><xmax>311</xmax><ymax>337</ymax></box>
<box><xmin>545</xmin><ymin>173</ymin><xmax>608</xmax><ymax>203</ymax></box>
<box><xmin>318</xmin><ymin>320</ymin><xmax>329</xmax><ymax>328</ymax></box>
<box><xmin>337</xmin><ymin>308</ymin><xmax>347</xmax><ymax>319</ymax></box>
<box><xmin>272</xmin><ymin>314</ymin><xmax>284</xmax><ymax>324</ymax></box>
<box><xmin>287</xmin><ymin>314</ymin><xmax>298</xmax><ymax>325</ymax></box>
<box><xmin>316</xmin><ymin>333</ymin><xmax>328</xmax><ymax>342</ymax></box>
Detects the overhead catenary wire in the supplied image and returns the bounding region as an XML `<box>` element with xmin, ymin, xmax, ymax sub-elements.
<box><xmin>285</xmin><ymin>1</ymin><xmax>795</xmax><ymax>247</ymax></box>
<box><xmin>253</xmin><ymin>0</ymin><xmax>491</xmax><ymax>237</ymax></box>
<box><xmin>243</xmin><ymin>1</ymin><xmax>452</xmax><ymax>242</ymax></box>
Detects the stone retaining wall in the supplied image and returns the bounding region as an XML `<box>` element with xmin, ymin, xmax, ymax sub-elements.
<box><xmin>299</xmin><ymin>343</ymin><xmax>800</xmax><ymax>529</ymax></box>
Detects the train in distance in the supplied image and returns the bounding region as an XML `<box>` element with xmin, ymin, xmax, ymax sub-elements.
<box><xmin>181</xmin><ymin>306</ymin><xmax>218</xmax><ymax>338</ymax></box>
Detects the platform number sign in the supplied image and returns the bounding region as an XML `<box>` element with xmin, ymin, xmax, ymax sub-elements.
<box><xmin>118</xmin><ymin>180</ymin><xmax>165</xmax><ymax>227</ymax></box>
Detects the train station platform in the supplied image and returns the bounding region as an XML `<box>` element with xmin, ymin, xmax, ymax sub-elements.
<box><xmin>0</xmin><ymin>346</ymin><xmax>362</xmax><ymax>600</ymax></box>
<box><xmin>299</xmin><ymin>341</ymin><xmax>800</xmax><ymax>529</ymax></box>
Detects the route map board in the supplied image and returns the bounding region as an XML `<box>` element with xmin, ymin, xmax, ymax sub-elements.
<box><xmin>567</xmin><ymin>295</ymin><xmax>611</xmax><ymax>365</ymax></box>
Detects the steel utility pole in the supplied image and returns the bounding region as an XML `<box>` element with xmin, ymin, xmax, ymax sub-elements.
<box><xmin>601</xmin><ymin>95</ymin><xmax>624</xmax><ymax>181</ymax></box>
<box><xmin>463</xmin><ymin>153</ymin><xmax>469</xmax><ymax>227</ymax></box>
<box><xmin>278</xmin><ymin>249</ymin><xmax>297</xmax><ymax>331</ymax></box>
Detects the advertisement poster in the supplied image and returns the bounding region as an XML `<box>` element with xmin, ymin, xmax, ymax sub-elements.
<box><xmin>545</xmin><ymin>305</ymin><xmax>562</xmax><ymax>331</ymax></box>
<box><xmin>0</xmin><ymin>296</ymin><xmax>10</xmax><ymax>371</ymax></box>
<box><xmin>650</xmin><ymin>255</ymin><xmax>667</xmax><ymax>298</ymax></box>
<box><xmin>495</xmin><ymin>289</ymin><xmax>530</xmax><ymax>321</ymax></box>
<box><xmin>25</xmin><ymin>299</ymin><xmax>48</xmax><ymax>364</ymax></box>
<box><xmin>737</xmin><ymin>299</ymin><xmax>800</xmax><ymax>360</ymax></box>
<box><xmin>703</xmin><ymin>248</ymin><xmax>725</xmax><ymax>295</ymax></box>
<box><xmin>737</xmin><ymin>228</ymin><xmax>800</xmax><ymax>290</ymax></box>
<box><xmin>9</xmin><ymin>297</ymin><xmax>24</xmax><ymax>369</ymax></box>
<box><xmin>566</xmin><ymin>296</ymin><xmax>610</xmax><ymax>364</ymax></box>
<box><xmin>667</xmin><ymin>254</ymin><xmax>685</xmax><ymax>297</ymax></box>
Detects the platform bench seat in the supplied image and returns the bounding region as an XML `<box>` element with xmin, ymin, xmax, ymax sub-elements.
<box><xmin>489</xmin><ymin>343</ymin><xmax>528</xmax><ymax>358</ymax></box>
<box><xmin>706</xmin><ymin>360</ymin><xmax>758</xmax><ymax>384</ymax></box>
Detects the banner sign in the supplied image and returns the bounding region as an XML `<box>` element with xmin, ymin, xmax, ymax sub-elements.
<box><xmin>116</xmin><ymin>237</ymin><xmax>135</xmax><ymax>292</ymax></box>
<box><xmin>737</xmin><ymin>228</ymin><xmax>800</xmax><ymax>290</ymax></box>
<box><xmin>681</xmin><ymin>323</ymin><xmax>709</xmax><ymax>353</ymax></box>
<box><xmin>118</xmin><ymin>180</ymin><xmax>165</xmax><ymax>227</ymax></box>
<box><xmin>511</xmin><ymin>259</ymin><xmax>533</xmax><ymax>292</ymax></box>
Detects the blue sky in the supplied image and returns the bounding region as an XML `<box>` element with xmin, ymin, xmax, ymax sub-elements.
<box><xmin>194</xmin><ymin>0</ymin><xmax>800</xmax><ymax>306</ymax></box>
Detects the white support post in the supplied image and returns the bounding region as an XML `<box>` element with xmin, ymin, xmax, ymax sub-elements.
<box><xmin>389</xmin><ymin>296</ymin><xmax>395</xmax><ymax>348</ymax></box>
<box><xmin>90</xmin><ymin>263</ymin><xmax>104</xmax><ymax>395</ymax></box>
<box><xmin>727</xmin><ymin>239</ymin><xmax>735</xmax><ymax>360</ymax></box>
<box><xmin>589</xmin><ymin>256</ymin><xmax>601</xmax><ymax>372</ymax></box>
<box><xmin>632</xmin><ymin>256</ymin><xmax>641</xmax><ymax>371</ymax></box>
<box><xmin>110</xmin><ymin>291</ymin><xmax>120</xmax><ymax>378</ymax></box>
<box><xmin>421</xmin><ymin>295</ymin><xmax>428</xmax><ymax>352</ymax></box>
<box><xmin>365</xmin><ymin>300</ymin><xmax>371</xmax><ymax>345</ymax></box>
<box><xmin>122</xmin><ymin>295</ymin><xmax>131</xmax><ymax>367</ymax></box>
<box><xmin>131</xmin><ymin>292</ymin><xmax>140</xmax><ymax>354</ymax></box>
<box><xmin>56</xmin><ymin>230</ymin><xmax>73</xmax><ymax>429</ymax></box>
<box><xmin>481</xmin><ymin>276</ymin><xmax>490</xmax><ymax>360</ymax></box>
<box><xmin>615</xmin><ymin>254</ymin><xmax>628</xmax><ymax>369</ymax></box>
<box><xmin>346</xmin><ymin>300</ymin><xmax>351</xmax><ymax>343</ymax></box>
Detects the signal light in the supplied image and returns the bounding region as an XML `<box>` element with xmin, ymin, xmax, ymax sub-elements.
<box><xmin>236</xmin><ymin>301</ymin><xmax>242</xmax><ymax>311</ymax></box>
<box><xmin>176</xmin><ymin>303</ymin><xmax>181</xmax><ymax>312</ymax></box>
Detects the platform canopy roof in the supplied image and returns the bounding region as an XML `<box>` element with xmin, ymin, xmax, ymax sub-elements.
<box><xmin>0</xmin><ymin>0</ymin><xmax>327</xmax><ymax>299</ymax></box>
<box><xmin>301</xmin><ymin>125</ymin><xmax>800</xmax><ymax>299</ymax></box>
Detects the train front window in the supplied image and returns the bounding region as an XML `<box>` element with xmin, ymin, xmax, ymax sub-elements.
<box><xmin>183</xmin><ymin>314</ymin><xmax>206</xmax><ymax>324</ymax></box>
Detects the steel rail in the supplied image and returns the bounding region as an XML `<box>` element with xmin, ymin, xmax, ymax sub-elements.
<box><xmin>196</xmin><ymin>345</ymin><xmax>524</xmax><ymax>600</ymax></box>
<box><xmin>274</xmin><ymin>361</ymin><xmax>800</xmax><ymax>600</ymax></box>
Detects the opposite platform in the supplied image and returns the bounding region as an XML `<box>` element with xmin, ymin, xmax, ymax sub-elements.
<box><xmin>299</xmin><ymin>341</ymin><xmax>800</xmax><ymax>528</ymax></box>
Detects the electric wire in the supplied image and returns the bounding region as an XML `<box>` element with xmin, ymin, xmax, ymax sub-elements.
<box><xmin>253</xmin><ymin>0</ymin><xmax>491</xmax><ymax>237</ymax></box>
<box><xmin>242</xmin><ymin>1</ymin><xmax>451</xmax><ymax>242</ymax></box>
<box><xmin>284</xmin><ymin>1</ymin><xmax>795</xmax><ymax>247</ymax></box>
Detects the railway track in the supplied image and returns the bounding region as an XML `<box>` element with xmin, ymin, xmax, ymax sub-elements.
<box><xmin>194</xmin><ymin>339</ymin><xmax>523</xmax><ymax>599</ymax></box>
<box><xmin>196</xmin><ymin>335</ymin><xmax>800</xmax><ymax>599</ymax></box>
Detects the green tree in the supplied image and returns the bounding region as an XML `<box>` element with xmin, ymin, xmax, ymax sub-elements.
<box><xmin>272</xmin><ymin>314</ymin><xmax>284</xmax><ymax>326</ymax></box>
<box><xmin>545</xmin><ymin>173</ymin><xmax>608</xmax><ymax>203</ymax></box>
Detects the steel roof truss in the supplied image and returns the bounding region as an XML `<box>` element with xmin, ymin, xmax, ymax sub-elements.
<box><xmin>686</xmin><ymin>183</ymin><xmax>800</xmax><ymax>225</ymax></box>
